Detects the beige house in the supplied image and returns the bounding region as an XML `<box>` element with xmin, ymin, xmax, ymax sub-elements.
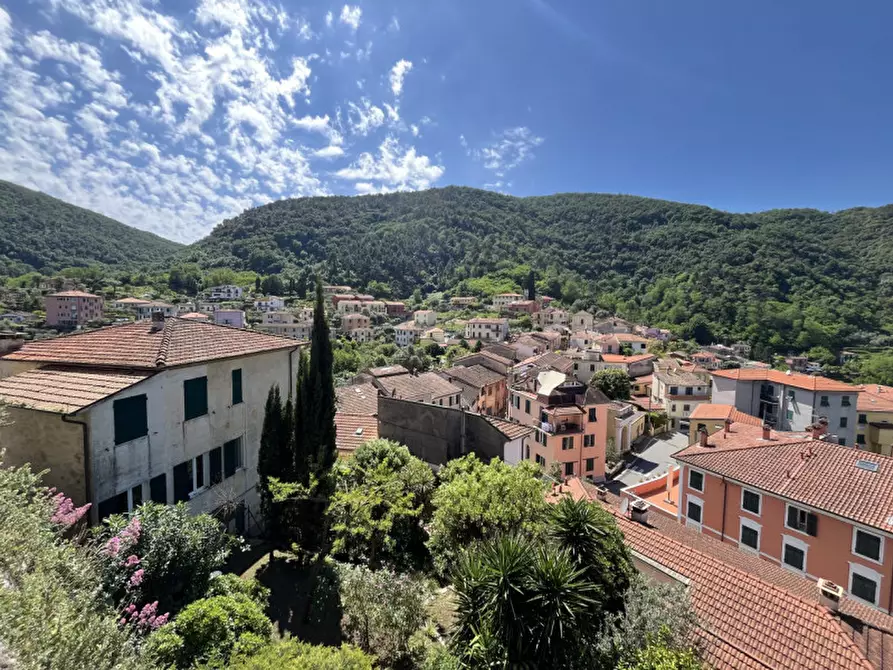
<box><xmin>465</xmin><ymin>318</ymin><xmax>509</xmax><ymax>342</ymax></box>
<box><xmin>0</xmin><ymin>316</ymin><xmax>303</xmax><ymax>531</ymax></box>
<box><xmin>570</xmin><ymin>311</ymin><xmax>593</xmax><ymax>332</ymax></box>
<box><xmin>652</xmin><ymin>365</ymin><xmax>712</xmax><ymax>431</ymax></box>
<box><xmin>493</xmin><ymin>293</ymin><xmax>523</xmax><ymax>310</ymax></box>
<box><xmin>255</xmin><ymin>312</ymin><xmax>312</xmax><ymax>340</ymax></box>
<box><xmin>414</xmin><ymin>310</ymin><xmax>437</xmax><ymax>327</ymax></box>
<box><xmin>341</xmin><ymin>313</ymin><xmax>371</xmax><ymax>332</ymax></box>
<box><xmin>395</xmin><ymin>321</ymin><xmax>424</xmax><ymax>347</ymax></box>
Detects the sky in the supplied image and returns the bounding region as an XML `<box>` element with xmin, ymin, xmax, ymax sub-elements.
<box><xmin>1</xmin><ymin>0</ymin><xmax>892</xmax><ymax>243</ymax></box>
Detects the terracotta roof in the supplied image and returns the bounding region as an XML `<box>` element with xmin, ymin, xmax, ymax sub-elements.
<box><xmin>367</xmin><ymin>365</ymin><xmax>409</xmax><ymax>378</ymax></box>
<box><xmin>335</xmin><ymin>382</ymin><xmax>380</xmax><ymax>415</ymax></box>
<box><xmin>335</xmin><ymin>413</ymin><xmax>379</xmax><ymax>454</ymax></box>
<box><xmin>482</xmin><ymin>415</ymin><xmax>535</xmax><ymax>441</ymax></box>
<box><xmin>475</xmin><ymin>347</ymin><xmax>515</xmax><ymax>365</ymax></box>
<box><xmin>688</xmin><ymin>403</ymin><xmax>763</xmax><ymax>427</ymax></box>
<box><xmin>549</xmin><ymin>405</ymin><xmax>583</xmax><ymax>416</ymax></box>
<box><xmin>653</xmin><ymin>368</ymin><xmax>709</xmax><ymax>386</ymax></box>
<box><xmin>601</xmin><ymin>333</ymin><xmax>651</xmax><ymax>343</ymax></box>
<box><xmin>376</xmin><ymin>372</ymin><xmax>462</xmax><ymax>402</ymax></box>
<box><xmin>676</xmin><ymin>432</ymin><xmax>893</xmax><ymax>534</ymax></box>
<box><xmin>179</xmin><ymin>312</ymin><xmax>210</xmax><ymax>320</ymax></box>
<box><xmin>515</xmin><ymin>352</ymin><xmax>573</xmax><ymax>374</ymax></box>
<box><xmin>677</xmin><ymin>421</ymin><xmax>815</xmax><ymax>454</ymax></box>
<box><xmin>551</xmin><ymin>480</ymin><xmax>876</xmax><ymax>670</ymax></box>
<box><xmin>600</xmin><ymin>353</ymin><xmax>655</xmax><ymax>364</ymax></box>
<box><xmin>47</xmin><ymin>290</ymin><xmax>100</xmax><ymax>298</ymax></box>
<box><xmin>442</xmin><ymin>364</ymin><xmax>504</xmax><ymax>389</ymax></box>
<box><xmin>0</xmin><ymin>366</ymin><xmax>151</xmax><ymax>414</ymax></box>
<box><xmin>395</xmin><ymin>321</ymin><xmax>423</xmax><ymax>330</ymax></box>
<box><xmin>115</xmin><ymin>297</ymin><xmax>151</xmax><ymax>305</ymax></box>
<box><xmin>858</xmin><ymin>385</ymin><xmax>893</xmax><ymax>413</ymax></box>
<box><xmin>2</xmin><ymin>318</ymin><xmax>302</xmax><ymax>370</ymax></box>
<box><xmin>467</xmin><ymin>318</ymin><xmax>507</xmax><ymax>325</ymax></box>
<box><xmin>712</xmin><ymin>368</ymin><xmax>858</xmax><ymax>392</ymax></box>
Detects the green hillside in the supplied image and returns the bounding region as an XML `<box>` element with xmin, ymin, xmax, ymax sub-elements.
<box><xmin>0</xmin><ymin>180</ymin><xmax>184</xmax><ymax>275</ymax></box>
<box><xmin>184</xmin><ymin>187</ymin><xmax>893</xmax><ymax>355</ymax></box>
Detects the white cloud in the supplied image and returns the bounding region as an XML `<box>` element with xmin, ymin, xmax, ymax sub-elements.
<box><xmin>388</xmin><ymin>16</ymin><xmax>400</xmax><ymax>32</ymax></box>
<box><xmin>465</xmin><ymin>126</ymin><xmax>544</xmax><ymax>177</ymax></box>
<box><xmin>335</xmin><ymin>136</ymin><xmax>444</xmax><ymax>193</ymax></box>
<box><xmin>347</xmin><ymin>98</ymin><xmax>385</xmax><ymax>136</ymax></box>
<box><xmin>389</xmin><ymin>59</ymin><xmax>413</xmax><ymax>97</ymax></box>
<box><xmin>0</xmin><ymin>6</ymin><xmax>12</xmax><ymax>67</ymax></box>
<box><xmin>384</xmin><ymin>103</ymin><xmax>400</xmax><ymax>122</ymax></box>
<box><xmin>410</xmin><ymin>124</ymin><xmax>419</xmax><ymax>137</ymax></box>
<box><xmin>313</xmin><ymin>145</ymin><xmax>344</xmax><ymax>158</ymax></box>
<box><xmin>339</xmin><ymin>5</ymin><xmax>362</xmax><ymax>32</ymax></box>
<box><xmin>325</xmin><ymin>11</ymin><xmax>333</xmax><ymax>27</ymax></box>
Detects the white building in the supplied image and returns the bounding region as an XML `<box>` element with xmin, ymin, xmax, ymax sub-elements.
<box><xmin>208</xmin><ymin>285</ymin><xmax>243</xmax><ymax>301</ymax></box>
<box><xmin>710</xmin><ymin>369</ymin><xmax>859</xmax><ymax>445</ymax></box>
<box><xmin>395</xmin><ymin>322</ymin><xmax>424</xmax><ymax>347</ymax></box>
<box><xmin>465</xmin><ymin>318</ymin><xmax>509</xmax><ymax>342</ymax></box>
<box><xmin>0</xmin><ymin>315</ymin><xmax>304</xmax><ymax>532</ymax></box>
<box><xmin>493</xmin><ymin>293</ymin><xmax>524</xmax><ymax>310</ymax></box>
<box><xmin>414</xmin><ymin>310</ymin><xmax>437</xmax><ymax>327</ymax></box>
<box><xmin>253</xmin><ymin>296</ymin><xmax>285</xmax><ymax>312</ymax></box>
<box><xmin>366</xmin><ymin>301</ymin><xmax>387</xmax><ymax>315</ymax></box>
<box><xmin>346</xmin><ymin>327</ymin><xmax>375</xmax><ymax>343</ymax></box>
<box><xmin>571</xmin><ymin>311</ymin><xmax>594</xmax><ymax>332</ymax></box>
<box><xmin>337</xmin><ymin>300</ymin><xmax>367</xmax><ymax>314</ymax></box>
<box><xmin>214</xmin><ymin>310</ymin><xmax>246</xmax><ymax>329</ymax></box>
<box><xmin>136</xmin><ymin>302</ymin><xmax>178</xmax><ymax>319</ymax></box>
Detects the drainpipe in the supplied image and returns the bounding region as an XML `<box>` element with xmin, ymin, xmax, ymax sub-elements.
<box><xmin>720</xmin><ymin>475</ymin><xmax>728</xmax><ymax>543</ymax></box>
<box><xmin>61</xmin><ymin>413</ymin><xmax>92</xmax><ymax>520</ymax></box>
<box><xmin>887</xmin><ymin>561</ymin><xmax>893</xmax><ymax>615</ymax></box>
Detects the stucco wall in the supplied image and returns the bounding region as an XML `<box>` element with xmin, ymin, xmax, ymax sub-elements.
<box><xmin>0</xmin><ymin>407</ymin><xmax>87</xmax><ymax>504</ymax></box>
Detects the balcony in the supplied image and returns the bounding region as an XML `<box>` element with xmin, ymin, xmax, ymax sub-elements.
<box><xmin>540</xmin><ymin>420</ymin><xmax>584</xmax><ymax>435</ymax></box>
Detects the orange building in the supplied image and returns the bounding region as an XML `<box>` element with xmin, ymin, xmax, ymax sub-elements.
<box><xmin>44</xmin><ymin>290</ymin><xmax>104</xmax><ymax>327</ymax></box>
<box><xmin>440</xmin><ymin>364</ymin><xmax>507</xmax><ymax>416</ymax></box>
<box><xmin>508</xmin><ymin>370</ymin><xmax>612</xmax><ymax>480</ymax></box>
<box><xmin>674</xmin><ymin>422</ymin><xmax>893</xmax><ymax>613</ymax></box>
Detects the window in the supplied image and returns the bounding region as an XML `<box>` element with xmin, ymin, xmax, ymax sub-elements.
<box><xmin>842</xmin><ymin>396</ymin><xmax>851</xmax><ymax>407</ymax></box>
<box><xmin>740</xmin><ymin>520</ymin><xmax>760</xmax><ymax>552</ymax></box>
<box><xmin>535</xmin><ymin>454</ymin><xmax>546</xmax><ymax>466</ymax></box>
<box><xmin>786</xmin><ymin>505</ymin><xmax>818</xmax><ymax>536</ymax></box>
<box><xmin>525</xmin><ymin>399</ymin><xmax>531</xmax><ymax>414</ymax></box>
<box><xmin>583</xmin><ymin>434</ymin><xmax>595</xmax><ymax>447</ymax></box>
<box><xmin>850</xmin><ymin>565</ymin><xmax>881</xmax><ymax>605</ymax></box>
<box><xmin>561</xmin><ymin>436</ymin><xmax>574</xmax><ymax>450</ymax></box>
<box><xmin>588</xmin><ymin>408</ymin><xmax>597</xmax><ymax>422</ymax></box>
<box><xmin>686</xmin><ymin>497</ymin><xmax>703</xmax><ymax>526</ymax></box>
<box><xmin>859</xmin><ymin>414</ymin><xmax>868</xmax><ymax>424</ymax></box>
<box><xmin>574</xmin><ymin>363</ymin><xmax>578</xmax><ymax>370</ymax></box>
<box><xmin>231</xmin><ymin>369</ymin><xmax>243</xmax><ymax>405</ymax></box>
<box><xmin>840</xmin><ymin>416</ymin><xmax>848</xmax><ymax>428</ymax></box>
<box><xmin>853</xmin><ymin>529</ymin><xmax>883</xmax><ymax>563</ymax></box>
<box><xmin>184</xmin><ymin>376</ymin><xmax>208</xmax><ymax>421</ymax></box>
<box><xmin>224</xmin><ymin>437</ymin><xmax>243</xmax><ymax>478</ymax></box>
<box><xmin>683</xmin><ymin>404</ymin><xmax>690</xmax><ymax>412</ymax></box>
<box><xmin>585</xmin><ymin>458</ymin><xmax>595</xmax><ymax>471</ymax></box>
<box><xmin>786</xmin><ymin>409</ymin><xmax>794</xmax><ymax>420</ymax></box>
<box><xmin>173</xmin><ymin>457</ymin><xmax>204</xmax><ymax>503</ymax></box>
<box><xmin>113</xmin><ymin>394</ymin><xmax>148</xmax><ymax>445</ymax></box>
<box><xmin>838</xmin><ymin>437</ymin><xmax>847</xmax><ymax>446</ymax></box>
<box><xmin>787</xmin><ymin>389</ymin><xmax>796</xmax><ymax>401</ymax></box>
<box><xmin>564</xmin><ymin>462</ymin><xmax>574</xmax><ymax>476</ymax></box>
<box><xmin>670</xmin><ymin>386</ymin><xmax>678</xmax><ymax>396</ymax></box>
<box><xmin>685</xmin><ymin>387</ymin><xmax>693</xmax><ymax>396</ymax></box>
<box><xmin>209</xmin><ymin>447</ymin><xmax>223</xmax><ymax>485</ymax></box>
<box><xmin>783</xmin><ymin>538</ymin><xmax>807</xmax><ymax>572</ymax></box>
<box><xmin>590</xmin><ymin>364</ymin><xmax>595</xmax><ymax>372</ymax></box>
<box><xmin>98</xmin><ymin>492</ymin><xmax>128</xmax><ymax>520</ymax></box>
<box><xmin>741</xmin><ymin>489</ymin><xmax>761</xmax><ymax>515</ymax></box>
<box><xmin>150</xmin><ymin>474</ymin><xmax>167</xmax><ymax>503</ymax></box>
<box><xmin>820</xmin><ymin>395</ymin><xmax>829</xmax><ymax>407</ymax></box>
<box><xmin>130</xmin><ymin>484</ymin><xmax>143</xmax><ymax>510</ymax></box>
<box><xmin>449</xmin><ymin>396</ymin><xmax>453</xmax><ymax>406</ymax></box>
<box><xmin>688</xmin><ymin>469</ymin><xmax>704</xmax><ymax>492</ymax></box>
<box><xmin>857</xmin><ymin>434</ymin><xmax>866</xmax><ymax>445</ymax></box>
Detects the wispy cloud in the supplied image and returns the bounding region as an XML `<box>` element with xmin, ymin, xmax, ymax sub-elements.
<box><xmin>464</xmin><ymin>127</ymin><xmax>544</xmax><ymax>177</ymax></box>
<box><xmin>389</xmin><ymin>59</ymin><xmax>413</xmax><ymax>97</ymax></box>
<box><xmin>339</xmin><ymin>5</ymin><xmax>362</xmax><ymax>32</ymax></box>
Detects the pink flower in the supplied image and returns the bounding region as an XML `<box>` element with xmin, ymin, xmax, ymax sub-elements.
<box><xmin>119</xmin><ymin>617</ymin><xmax>127</xmax><ymax>626</ymax></box>
<box><xmin>153</xmin><ymin>613</ymin><xmax>169</xmax><ymax>629</ymax></box>
<box><xmin>103</xmin><ymin>536</ymin><xmax>122</xmax><ymax>557</ymax></box>
<box><xmin>125</xmin><ymin>555</ymin><xmax>140</xmax><ymax>567</ymax></box>
<box><xmin>129</xmin><ymin>569</ymin><xmax>144</xmax><ymax>587</ymax></box>
<box><xmin>50</xmin><ymin>492</ymin><xmax>91</xmax><ymax>527</ymax></box>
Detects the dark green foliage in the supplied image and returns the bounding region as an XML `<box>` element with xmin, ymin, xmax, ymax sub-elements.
<box><xmin>225</xmin><ymin>638</ymin><xmax>375</xmax><ymax>669</ymax></box>
<box><xmin>0</xmin><ymin>179</ymin><xmax>182</xmax><ymax>275</ymax></box>
<box><xmin>305</xmin><ymin>279</ymin><xmax>337</xmax><ymax>479</ymax></box>
<box><xmin>185</xmin><ymin>187</ymin><xmax>893</xmax><ymax>355</ymax></box>
<box><xmin>526</xmin><ymin>269</ymin><xmax>536</xmax><ymax>301</ymax></box>
<box><xmin>591</xmin><ymin>368</ymin><xmax>633</xmax><ymax>400</ymax></box>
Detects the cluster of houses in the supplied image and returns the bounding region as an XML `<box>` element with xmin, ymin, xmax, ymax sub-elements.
<box><xmin>5</xmin><ymin>282</ymin><xmax>893</xmax><ymax>669</ymax></box>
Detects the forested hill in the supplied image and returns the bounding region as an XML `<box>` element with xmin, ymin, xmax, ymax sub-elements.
<box><xmin>0</xmin><ymin>180</ymin><xmax>184</xmax><ymax>275</ymax></box>
<box><xmin>185</xmin><ymin>186</ymin><xmax>893</xmax><ymax>354</ymax></box>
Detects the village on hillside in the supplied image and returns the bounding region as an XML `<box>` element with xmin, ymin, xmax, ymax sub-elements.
<box><xmin>2</xmin><ymin>277</ymin><xmax>893</xmax><ymax>670</ymax></box>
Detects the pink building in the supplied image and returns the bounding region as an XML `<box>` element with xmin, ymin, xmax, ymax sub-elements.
<box><xmin>509</xmin><ymin>370</ymin><xmax>612</xmax><ymax>480</ymax></box>
<box><xmin>44</xmin><ymin>290</ymin><xmax>104</xmax><ymax>328</ymax></box>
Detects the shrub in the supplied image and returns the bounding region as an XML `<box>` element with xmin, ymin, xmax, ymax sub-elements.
<box><xmin>225</xmin><ymin>638</ymin><xmax>375</xmax><ymax>669</ymax></box>
<box><xmin>206</xmin><ymin>573</ymin><xmax>270</xmax><ymax>607</ymax></box>
<box><xmin>144</xmin><ymin>594</ymin><xmax>272</xmax><ymax>669</ymax></box>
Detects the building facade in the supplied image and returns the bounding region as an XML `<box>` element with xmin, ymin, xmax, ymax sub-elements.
<box><xmin>856</xmin><ymin>384</ymin><xmax>893</xmax><ymax>454</ymax></box>
<box><xmin>208</xmin><ymin>285</ymin><xmax>243</xmax><ymax>301</ymax></box>
<box><xmin>395</xmin><ymin>322</ymin><xmax>423</xmax><ymax>347</ymax></box>
<box><xmin>465</xmin><ymin>318</ymin><xmax>509</xmax><ymax>342</ymax></box>
<box><xmin>213</xmin><ymin>309</ymin><xmax>246</xmax><ymax>329</ymax></box>
<box><xmin>44</xmin><ymin>291</ymin><xmax>104</xmax><ymax>327</ymax></box>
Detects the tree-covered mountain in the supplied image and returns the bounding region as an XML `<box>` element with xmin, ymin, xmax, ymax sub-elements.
<box><xmin>0</xmin><ymin>180</ymin><xmax>184</xmax><ymax>275</ymax></box>
<box><xmin>183</xmin><ymin>186</ymin><xmax>893</xmax><ymax>355</ymax></box>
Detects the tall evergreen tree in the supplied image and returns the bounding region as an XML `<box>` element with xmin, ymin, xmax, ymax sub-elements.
<box><xmin>526</xmin><ymin>270</ymin><xmax>536</xmax><ymax>301</ymax></box>
<box><xmin>304</xmin><ymin>278</ymin><xmax>337</xmax><ymax>479</ymax></box>
<box><xmin>258</xmin><ymin>386</ymin><xmax>284</xmax><ymax>547</ymax></box>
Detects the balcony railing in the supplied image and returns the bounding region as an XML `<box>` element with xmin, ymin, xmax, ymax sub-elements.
<box><xmin>540</xmin><ymin>421</ymin><xmax>583</xmax><ymax>435</ymax></box>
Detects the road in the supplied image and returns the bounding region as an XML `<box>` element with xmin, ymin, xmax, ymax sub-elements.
<box><xmin>610</xmin><ymin>431</ymin><xmax>691</xmax><ymax>491</ymax></box>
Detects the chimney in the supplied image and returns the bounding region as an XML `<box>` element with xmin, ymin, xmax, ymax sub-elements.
<box><xmin>698</xmin><ymin>427</ymin><xmax>709</xmax><ymax>448</ymax></box>
<box><xmin>150</xmin><ymin>311</ymin><xmax>165</xmax><ymax>332</ymax></box>
<box><xmin>724</xmin><ymin>418</ymin><xmax>732</xmax><ymax>436</ymax></box>
<box><xmin>818</xmin><ymin>579</ymin><xmax>844</xmax><ymax>613</ymax></box>
<box><xmin>762</xmin><ymin>423</ymin><xmax>771</xmax><ymax>440</ymax></box>
<box><xmin>810</xmin><ymin>422</ymin><xmax>826</xmax><ymax>439</ymax></box>
<box><xmin>630</xmin><ymin>499</ymin><xmax>650</xmax><ymax>524</ymax></box>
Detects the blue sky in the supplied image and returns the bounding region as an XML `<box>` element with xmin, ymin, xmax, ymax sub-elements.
<box><xmin>1</xmin><ymin>0</ymin><xmax>892</xmax><ymax>242</ymax></box>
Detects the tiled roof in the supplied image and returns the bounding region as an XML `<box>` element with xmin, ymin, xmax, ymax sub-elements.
<box><xmin>395</xmin><ymin>321</ymin><xmax>423</xmax><ymax>330</ymax></box>
<box><xmin>115</xmin><ymin>297</ymin><xmax>151</xmax><ymax>304</ymax></box>
<box><xmin>482</xmin><ymin>416</ymin><xmax>535</xmax><ymax>441</ymax></box>
<box><xmin>2</xmin><ymin>318</ymin><xmax>301</xmax><ymax>370</ymax></box>
<box><xmin>677</xmin><ymin>422</ymin><xmax>814</xmax><ymax>454</ymax></box>
<box><xmin>676</xmin><ymin>433</ymin><xmax>893</xmax><ymax>533</ymax></box>
<box><xmin>515</xmin><ymin>352</ymin><xmax>573</xmax><ymax>374</ymax></box>
<box><xmin>551</xmin><ymin>480</ymin><xmax>875</xmax><ymax>670</ymax></box>
<box><xmin>711</xmin><ymin>368</ymin><xmax>858</xmax><ymax>392</ymax></box>
<box><xmin>376</xmin><ymin>372</ymin><xmax>462</xmax><ymax>402</ymax></box>
<box><xmin>335</xmin><ymin>383</ymin><xmax>380</xmax><ymax>415</ymax></box>
<box><xmin>600</xmin><ymin>353</ymin><xmax>655</xmax><ymax>364</ymax></box>
<box><xmin>601</xmin><ymin>333</ymin><xmax>651</xmax><ymax>343</ymax></box>
<box><xmin>477</xmin><ymin>347</ymin><xmax>516</xmax><ymax>365</ymax></box>
<box><xmin>688</xmin><ymin>403</ymin><xmax>763</xmax><ymax>427</ymax></box>
<box><xmin>179</xmin><ymin>312</ymin><xmax>210</xmax><ymax>320</ymax></box>
<box><xmin>653</xmin><ymin>367</ymin><xmax>709</xmax><ymax>385</ymax></box>
<box><xmin>335</xmin><ymin>413</ymin><xmax>379</xmax><ymax>454</ymax></box>
<box><xmin>0</xmin><ymin>366</ymin><xmax>151</xmax><ymax>414</ymax></box>
<box><xmin>858</xmin><ymin>385</ymin><xmax>893</xmax><ymax>413</ymax></box>
<box><xmin>367</xmin><ymin>365</ymin><xmax>409</xmax><ymax>378</ymax></box>
<box><xmin>467</xmin><ymin>318</ymin><xmax>506</xmax><ymax>325</ymax></box>
<box><xmin>47</xmin><ymin>290</ymin><xmax>100</xmax><ymax>298</ymax></box>
<box><xmin>442</xmin><ymin>364</ymin><xmax>504</xmax><ymax>389</ymax></box>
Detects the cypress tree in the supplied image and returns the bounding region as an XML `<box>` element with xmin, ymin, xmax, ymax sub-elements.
<box><xmin>527</xmin><ymin>270</ymin><xmax>536</xmax><ymax>301</ymax></box>
<box><xmin>257</xmin><ymin>385</ymin><xmax>283</xmax><ymax>547</ymax></box>
<box><xmin>305</xmin><ymin>277</ymin><xmax>337</xmax><ymax>478</ymax></box>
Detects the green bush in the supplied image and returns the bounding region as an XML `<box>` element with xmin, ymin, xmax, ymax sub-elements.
<box><xmin>144</xmin><ymin>594</ymin><xmax>272</xmax><ymax>669</ymax></box>
<box><xmin>206</xmin><ymin>573</ymin><xmax>270</xmax><ymax>607</ymax></box>
<box><xmin>225</xmin><ymin>639</ymin><xmax>375</xmax><ymax>669</ymax></box>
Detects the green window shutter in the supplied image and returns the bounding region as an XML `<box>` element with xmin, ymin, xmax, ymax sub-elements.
<box><xmin>232</xmin><ymin>369</ymin><xmax>243</xmax><ymax>405</ymax></box>
<box><xmin>113</xmin><ymin>395</ymin><xmax>148</xmax><ymax>445</ymax></box>
<box><xmin>184</xmin><ymin>377</ymin><xmax>208</xmax><ymax>420</ymax></box>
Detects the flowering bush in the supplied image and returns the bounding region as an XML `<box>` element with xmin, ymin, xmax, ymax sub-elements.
<box><xmin>49</xmin><ymin>490</ymin><xmax>91</xmax><ymax>527</ymax></box>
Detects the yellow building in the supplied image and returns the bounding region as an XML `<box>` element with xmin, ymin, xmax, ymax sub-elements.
<box><xmin>856</xmin><ymin>384</ymin><xmax>893</xmax><ymax>455</ymax></box>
